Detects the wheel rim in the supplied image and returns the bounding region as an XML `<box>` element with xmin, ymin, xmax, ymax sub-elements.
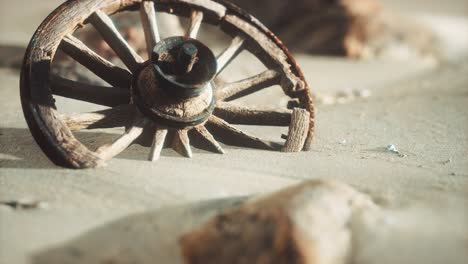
<box><xmin>21</xmin><ymin>0</ymin><xmax>315</xmax><ymax>168</ymax></box>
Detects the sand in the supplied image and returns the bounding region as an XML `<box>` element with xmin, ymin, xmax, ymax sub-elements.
<box><xmin>0</xmin><ymin>0</ymin><xmax>467</xmax><ymax>263</ymax></box>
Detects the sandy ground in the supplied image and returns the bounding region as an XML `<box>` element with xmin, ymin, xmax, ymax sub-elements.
<box><xmin>0</xmin><ymin>0</ymin><xmax>467</xmax><ymax>264</ymax></box>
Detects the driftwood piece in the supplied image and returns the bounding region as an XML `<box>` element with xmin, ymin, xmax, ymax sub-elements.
<box><xmin>180</xmin><ymin>180</ymin><xmax>378</xmax><ymax>264</ymax></box>
<box><xmin>215</xmin><ymin>69</ymin><xmax>281</xmax><ymax>101</ymax></box>
<box><xmin>283</xmin><ymin>108</ymin><xmax>310</xmax><ymax>152</ymax></box>
<box><xmin>60</xmin><ymin>104</ymin><xmax>135</xmax><ymax>131</ymax></box>
<box><xmin>89</xmin><ymin>10</ymin><xmax>144</xmax><ymax>73</ymax></box>
<box><xmin>214</xmin><ymin>102</ymin><xmax>291</xmax><ymax>126</ymax></box>
<box><xmin>50</xmin><ymin>75</ymin><xmax>130</xmax><ymax>107</ymax></box>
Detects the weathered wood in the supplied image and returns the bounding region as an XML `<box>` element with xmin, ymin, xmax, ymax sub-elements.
<box><xmin>149</xmin><ymin>128</ymin><xmax>168</xmax><ymax>161</ymax></box>
<box><xmin>60</xmin><ymin>104</ymin><xmax>135</xmax><ymax>131</ymax></box>
<box><xmin>20</xmin><ymin>0</ymin><xmax>314</xmax><ymax>168</ymax></box>
<box><xmin>158</xmin><ymin>0</ymin><xmax>227</xmax><ymax>19</ymax></box>
<box><xmin>206</xmin><ymin>115</ymin><xmax>280</xmax><ymax>150</ymax></box>
<box><xmin>96</xmin><ymin>119</ymin><xmax>145</xmax><ymax>160</ymax></box>
<box><xmin>140</xmin><ymin>1</ymin><xmax>160</xmax><ymax>58</ymax></box>
<box><xmin>89</xmin><ymin>10</ymin><xmax>144</xmax><ymax>73</ymax></box>
<box><xmin>180</xmin><ymin>180</ymin><xmax>378</xmax><ymax>264</ymax></box>
<box><xmin>214</xmin><ymin>102</ymin><xmax>291</xmax><ymax>126</ymax></box>
<box><xmin>216</xmin><ymin>36</ymin><xmax>244</xmax><ymax>75</ymax></box>
<box><xmin>172</xmin><ymin>130</ymin><xmax>193</xmax><ymax>158</ymax></box>
<box><xmin>187</xmin><ymin>10</ymin><xmax>204</xmax><ymax>39</ymax></box>
<box><xmin>194</xmin><ymin>126</ymin><xmax>225</xmax><ymax>154</ymax></box>
<box><xmin>216</xmin><ymin>69</ymin><xmax>281</xmax><ymax>101</ymax></box>
<box><xmin>282</xmin><ymin>108</ymin><xmax>310</xmax><ymax>152</ymax></box>
<box><xmin>50</xmin><ymin>75</ymin><xmax>130</xmax><ymax>107</ymax></box>
<box><xmin>222</xmin><ymin>14</ymin><xmax>302</xmax><ymax>95</ymax></box>
<box><xmin>59</xmin><ymin>35</ymin><xmax>132</xmax><ymax>88</ymax></box>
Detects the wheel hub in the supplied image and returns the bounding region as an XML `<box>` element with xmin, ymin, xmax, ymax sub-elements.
<box><xmin>132</xmin><ymin>36</ymin><xmax>217</xmax><ymax>128</ymax></box>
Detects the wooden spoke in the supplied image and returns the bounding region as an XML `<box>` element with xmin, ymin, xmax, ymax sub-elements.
<box><xmin>148</xmin><ymin>128</ymin><xmax>168</xmax><ymax>161</ymax></box>
<box><xmin>172</xmin><ymin>130</ymin><xmax>193</xmax><ymax>158</ymax></box>
<box><xmin>50</xmin><ymin>75</ymin><xmax>130</xmax><ymax>107</ymax></box>
<box><xmin>140</xmin><ymin>1</ymin><xmax>160</xmax><ymax>58</ymax></box>
<box><xmin>187</xmin><ymin>10</ymin><xmax>204</xmax><ymax>39</ymax></box>
<box><xmin>89</xmin><ymin>10</ymin><xmax>144</xmax><ymax>73</ymax></box>
<box><xmin>206</xmin><ymin>115</ymin><xmax>281</xmax><ymax>151</ymax></box>
<box><xmin>194</xmin><ymin>126</ymin><xmax>225</xmax><ymax>154</ymax></box>
<box><xmin>96</xmin><ymin>119</ymin><xmax>145</xmax><ymax>160</ymax></box>
<box><xmin>216</xmin><ymin>69</ymin><xmax>281</xmax><ymax>101</ymax></box>
<box><xmin>59</xmin><ymin>35</ymin><xmax>132</xmax><ymax>88</ymax></box>
<box><xmin>283</xmin><ymin>108</ymin><xmax>310</xmax><ymax>152</ymax></box>
<box><xmin>60</xmin><ymin>105</ymin><xmax>135</xmax><ymax>131</ymax></box>
<box><xmin>214</xmin><ymin>102</ymin><xmax>291</xmax><ymax>126</ymax></box>
<box><xmin>216</xmin><ymin>36</ymin><xmax>244</xmax><ymax>75</ymax></box>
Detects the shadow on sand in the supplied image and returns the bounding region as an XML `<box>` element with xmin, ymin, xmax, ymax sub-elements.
<box><xmin>32</xmin><ymin>197</ymin><xmax>247</xmax><ymax>264</ymax></box>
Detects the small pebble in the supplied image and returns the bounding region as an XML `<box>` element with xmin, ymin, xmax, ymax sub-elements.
<box><xmin>353</xmin><ymin>88</ymin><xmax>371</xmax><ymax>98</ymax></box>
<box><xmin>339</xmin><ymin>139</ymin><xmax>347</xmax><ymax>145</ymax></box>
<box><xmin>386</xmin><ymin>144</ymin><xmax>399</xmax><ymax>153</ymax></box>
<box><xmin>442</xmin><ymin>159</ymin><xmax>452</xmax><ymax>165</ymax></box>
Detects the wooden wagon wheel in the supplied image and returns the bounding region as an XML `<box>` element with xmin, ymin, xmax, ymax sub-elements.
<box><xmin>20</xmin><ymin>0</ymin><xmax>315</xmax><ymax>168</ymax></box>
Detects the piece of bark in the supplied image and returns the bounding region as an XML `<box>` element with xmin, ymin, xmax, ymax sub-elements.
<box><xmin>180</xmin><ymin>180</ymin><xmax>378</xmax><ymax>264</ymax></box>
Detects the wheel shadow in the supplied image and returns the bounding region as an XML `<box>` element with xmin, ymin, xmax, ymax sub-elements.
<box><xmin>0</xmin><ymin>44</ymin><xmax>25</xmax><ymax>70</ymax></box>
<box><xmin>0</xmin><ymin>127</ymin><xmax>254</xmax><ymax>169</ymax></box>
<box><xmin>32</xmin><ymin>197</ymin><xmax>247</xmax><ymax>264</ymax></box>
<box><xmin>0</xmin><ymin>127</ymin><xmax>117</xmax><ymax>169</ymax></box>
